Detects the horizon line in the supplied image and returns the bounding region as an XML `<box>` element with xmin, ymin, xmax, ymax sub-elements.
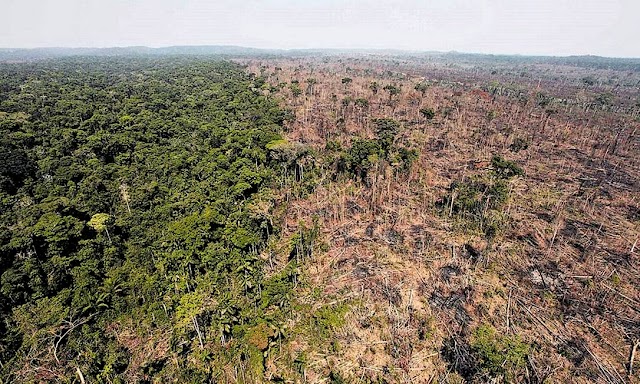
<box><xmin>1</xmin><ymin>44</ymin><xmax>639</xmax><ymax>60</ymax></box>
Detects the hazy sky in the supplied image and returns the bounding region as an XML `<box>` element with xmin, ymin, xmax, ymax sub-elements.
<box><xmin>2</xmin><ymin>0</ymin><xmax>639</xmax><ymax>57</ymax></box>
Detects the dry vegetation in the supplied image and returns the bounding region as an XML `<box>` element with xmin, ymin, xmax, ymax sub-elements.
<box><xmin>240</xmin><ymin>54</ymin><xmax>640</xmax><ymax>383</ymax></box>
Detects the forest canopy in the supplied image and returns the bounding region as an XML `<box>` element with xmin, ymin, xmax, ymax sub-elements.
<box><xmin>0</xmin><ymin>57</ymin><xmax>297</xmax><ymax>382</ymax></box>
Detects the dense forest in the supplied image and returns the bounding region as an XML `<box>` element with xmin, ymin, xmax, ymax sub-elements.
<box><xmin>0</xmin><ymin>58</ymin><xmax>327</xmax><ymax>382</ymax></box>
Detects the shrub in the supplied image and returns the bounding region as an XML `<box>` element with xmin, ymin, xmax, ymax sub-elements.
<box><xmin>440</xmin><ymin>159</ymin><xmax>517</xmax><ymax>238</ymax></box>
<box><xmin>471</xmin><ymin>324</ymin><xmax>531</xmax><ymax>381</ymax></box>
<box><xmin>393</xmin><ymin>147</ymin><xmax>418</xmax><ymax>173</ymax></box>
<box><xmin>324</xmin><ymin>140</ymin><xmax>342</xmax><ymax>152</ymax></box>
<box><xmin>312</xmin><ymin>303</ymin><xmax>348</xmax><ymax>339</ymax></box>
<box><xmin>445</xmin><ymin>178</ymin><xmax>509</xmax><ymax>217</ymax></box>
<box><xmin>491</xmin><ymin>155</ymin><xmax>524</xmax><ymax>179</ymax></box>
<box><xmin>354</xmin><ymin>98</ymin><xmax>369</xmax><ymax>108</ymax></box>
<box><xmin>419</xmin><ymin>107</ymin><xmax>435</xmax><ymax>120</ymax></box>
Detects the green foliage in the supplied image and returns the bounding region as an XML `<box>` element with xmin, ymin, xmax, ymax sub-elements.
<box><xmin>260</xmin><ymin>263</ymin><xmax>297</xmax><ymax>310</ymax></box>
<box><xmin>266</xmin><ymin>139</ymin><xmax>290</xmax><ymax>151</ymax></box>
<box><xmin>595</xmin><ymin>92</ymin><xmax>613</xmax><ymax>107</ymax></box>
<box><xmin>311</xmin><ymin>303</ymin><xmax>349</xmax><ymax>339</ymax></box>
<box><xmin>345</xmin><ymin>138</ymin><xmax>383</xmax><ymax>179</ymax></box>
<box><xmin>448</xmin><ymin>178</ymin><xmax>510</xmax><ymax>214</ymax></box>
<box><xmin>392</xmin><ymin>147</ymin><xmax>419</xmax><ymax>173</ymax></box>
<box><xmin>369</xmin><ymin>81</ymin><xmax>379</xmax><ymax>94</ymax></box>
<box><xmin>289</xmin><ymin>217</ymin><xmax>321</xmax><ymax>262</ymax></box>
<box><xmin>325</xmin><ymin>140</ymin><xmax>342</xmax><ymax>152</ymax></box>
<box><xmin>419</xmin><ymin>107</ymin><xmax>435</xmax><ymax>120</ymax></box>
<box><xmin>536</xmin><ymin>91</ymin><xmax>552</xmax><ymax>107</ymax></box>
<box><xmin>354</xmin><ymin>98</ymin><xmax>369</xmax><ymax>108</ymax></box>
<box><xmin>266</xmin><ymin>138</ymin><xmax>317</xmax><ymax>196</ymax></box>
<box><xmin>87</xmin><ymin>213</ymin><xmax>111</xmax><ymax>232</ymax></box>
<box><xmin>471</xmin><ymin>324</ymin><xmax>531</xmax><ymax>381</ymax></box>
<box><xmin>491</xmin><ymin>155</ymin><xmax>525</xmax><ymax>179</ymax></box>
<box><xmin>0</xmin><ymin>124</ymin><xmax>34</xmax><ymax>194</ymax></box>
<box><xmin>290</xmin><ymin>82</ymin><xmax>303</xmax><ymax>97</ymax></box>
<box><xmin>332</xmin><ymin>118</ymin><xmax>416</xmax><ymax>181</ymax></box>
<box><xmin>329</xmin><ymin>371</ymin><xmax>348</xmax><ymax>384</ymax></box>
<box><xmin>441</xmin><ymin>156</ymin><xmax>522</xmax><ymax>237</ymax></box>
<box><xmin>0</xmin><ymin>57</ymin><xmax>304</xmax><ymax>382</ymax></box>
<box><xmin>383</xmin><ymin>84</ymin><xmax>401</xmax><ymax>98</ymax></box>
<box><xmin>443</xmin><ymin>176</ymin><xmax>511</xmax><ymax>238</ymax></box>
<box><xmin>373</xmin><ymin>117</ymin><xmax>400</xmax><ymax>153</ymax></box>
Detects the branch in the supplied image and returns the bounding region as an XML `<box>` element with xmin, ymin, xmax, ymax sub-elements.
<box><xmin>53</xmin><ymin>314</ymin><xmax>96</xmax><ymax>364</ymax></box>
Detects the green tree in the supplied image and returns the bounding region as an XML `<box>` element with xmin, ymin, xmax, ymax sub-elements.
<box><xmin>383</xmin><ymin>84</ymin><xmax>401</xmax><ymax>100</ymax></box>
<box><xmin>369</xmin><ymin>81</ymin><xmax>379</xmax><ymax>94</ymax></box>
<box><xmin>88</xmin><ymin>213</ymin><xmax>112</xmax><ymax>242</ymax></box>
<box><xmin>373</xmin><ymin>118</ymin><xmax>400</xmax><ymax>153</ymax></box>
<box><xmin>419</xmin><ymin>107</ymin><xmax>435</xmax><ymax>120</ymax></box>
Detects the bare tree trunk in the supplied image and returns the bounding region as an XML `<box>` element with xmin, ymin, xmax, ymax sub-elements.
<box><xmin>193</xmin><ymin>316</ymin><xmax>204</xmax><ymax>349</ymax></box>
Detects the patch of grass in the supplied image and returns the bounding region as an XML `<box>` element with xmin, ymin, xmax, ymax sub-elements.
<box><xmin>610</xmin><ymin>273</ymin><xmax>621</xmax><ymax>286</ymax></box>
<box><xmin>313</xmin><ymin>303</ymin><xmax>349</xmax><ymax>339</ymax></box>
<box><xmin>471</xmin><ymin>324</ymin><xmax>531</xmax><ymax>381</ymax></box>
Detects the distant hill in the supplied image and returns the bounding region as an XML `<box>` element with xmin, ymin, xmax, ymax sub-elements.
<box><xmin>0</xmin><ymin>45</ymin><xmax>280</xmax><ymax>61</ymax></box>
<box><xmin>436</xmin><ymin>52</ymin><xmax>640</xmax><ymax>71</ymax></box>
<box><xmin>1</xmin><ymin>46</ymin><xmax>639</xmax><ymax>71</ymax></box>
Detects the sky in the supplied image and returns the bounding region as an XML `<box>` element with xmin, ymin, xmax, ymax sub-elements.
<box><xmin>2</xmin><ymin>0</ymin><xmax>639</xmax><ymax>58</ymax></box>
